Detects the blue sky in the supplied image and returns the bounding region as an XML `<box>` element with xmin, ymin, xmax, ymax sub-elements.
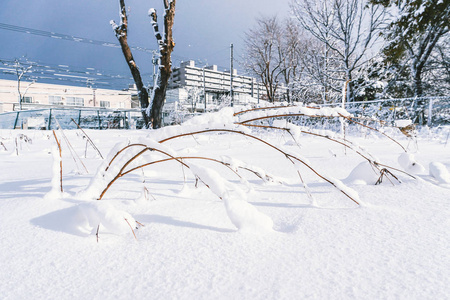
<box><xmin>0</xmin><ymin>0</ymin><xmax>290</xmax><ymax>88</ymax></box>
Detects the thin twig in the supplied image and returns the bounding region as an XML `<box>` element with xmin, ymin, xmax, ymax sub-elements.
<box><xmin>339</xmin><ymin>113</ymin><xmax>407</xmax><ymax>152</ymax></box>
<box><xmin>71</xmin><ymin>118</ymin><xmax>104</xmax><ymax>159</ymax></box>
<box><xmin>237</xmin><ymin>113</ymin><xmax>331</xmax><ymax>125</ymax></box>
<box><xmin>96</xmin><ymin>224</ymin><xmax>100</xmax><ymax>243</ymax></box>
<box><xmin>159</xmin><ymin>129</ymin><xmax>360</xmax><ymax>205</ymax></box>
<box><xmin>52</xmin><ymin>130</ymin><xmax>63</xmax><ymax>193</ymax></box>
<box><xmin>124</xmin><ymin>218</ymin><xmax>137</xmax><ymax>241</ymax></box>
<box><xmin>54</xmin><ymin>118</ymin><xmax>89</xmax><ymax>173</ymax></box>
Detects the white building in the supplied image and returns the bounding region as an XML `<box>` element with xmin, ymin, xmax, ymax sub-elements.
<box><xmin>166</xmin><ymin>60</ymin><xmax>286</xmax><ymax>112</ymax></box>
<box><xmin>0</xmin><ymin>79</ymin><xmax>135</xmax><ymax>113</ymax></box>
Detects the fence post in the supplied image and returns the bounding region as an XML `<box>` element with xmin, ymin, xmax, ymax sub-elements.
<box><xmin>97</xmin><ymin>110</ymin><xmax>101</xmax><ymax>130</ymax></box>
<box><xmin>13</xmin><ymin>111</ymin><xmax>20</xmax><ymax>129</ymax></box>
<box><xmin>47</xmin><ymin>109</ymin><xmax>52</xmax><ymax>130</ymax></box>
<box><xmin>427</xmin><ymin>99</ymin><xmax>433</xmax><ymax>126</ymax></box>
<box><xmin>78</xmin><ymin>110</ymin><xmax>82</xmax><ymax>127</ymax></box>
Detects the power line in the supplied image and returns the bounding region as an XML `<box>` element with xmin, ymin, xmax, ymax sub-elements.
<box><xmin>0</xmin><ymin>57</ymin><xmax>135</xmax><ymax>89</ymax></box>
<box><xmin>0</xmin><ymin>22</ymin><xmax>205</xmax><ymax>65</ymax></box>
<box><xmin>0</xmin><ymin>22</ymin><xmax>155</xmax><ymax>54</ymax></box>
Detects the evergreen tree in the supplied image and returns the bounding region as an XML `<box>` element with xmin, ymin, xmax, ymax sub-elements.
<box><xmin>370</xmin><ymin>0</ymin><xmax>450</xmax><ymax>97</ymax></box>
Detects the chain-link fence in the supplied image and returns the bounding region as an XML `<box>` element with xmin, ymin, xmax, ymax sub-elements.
<box><xmin>0</xmin><ymin>107</ymin><xmax>143</xmax><ymax>130</ymax></box>
<box><xmin>1</xmin><ymin>96</ymin><xmax>448</xmax><ymax>130</ymax></box>
<box><xmin>337</xmin><ymin>96</ymin><xmax>450</xmax><ymax>126</ymax></box>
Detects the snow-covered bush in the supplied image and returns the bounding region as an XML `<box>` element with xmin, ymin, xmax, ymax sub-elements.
<box><xmin>72</xmin><ymin>104</ymin><xmax>420</xmax><ymax>239</ymax></box>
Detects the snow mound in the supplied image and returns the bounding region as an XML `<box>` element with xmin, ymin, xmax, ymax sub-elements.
<box><xmin>398</xmin><ymin>153</ymin><xmax>425</xmax><ymax>174</ymax></box>
<box><xmin>345</xmin><ymin>161</ymin><xmax>380</xmax><ymax>185</ymax></box>
<box><xmin>429</xmin><ymin>162</ymin><xmax>450</xmax><ymax>185</ymax></box>
<box><xmin>188</xmin><ymin>163</ymin><xmax>273</xmax><ymax>233</ymax></box>
<box><xmin>77</xmin><ymin>202</ymin><xmax>137</xmax><ymax>236</ymax></box>
<box><xmin>224</xmin><ymin>193</ymin><xmax>274</xmax><ymax>233</ymax></box>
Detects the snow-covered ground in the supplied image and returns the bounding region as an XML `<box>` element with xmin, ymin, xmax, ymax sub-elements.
<box><xmin>0</xmin><ymin>109</ymin><xmax>449</xmax><ymax>299</ymax></box>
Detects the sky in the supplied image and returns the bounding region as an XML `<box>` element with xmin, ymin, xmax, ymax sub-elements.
<box><xmin>0</xmin><ymin>0</ymin><xmax>290</xmax><ymax>89</ymax></box>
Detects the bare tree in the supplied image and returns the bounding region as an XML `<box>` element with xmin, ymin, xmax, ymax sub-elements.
<box><xmin>291</xmin><ymin>0</ymin><xmax>385</xmax><ymax>102</ymax></box>
<box><xmin>295</xmin><ymin>37</ymin><xmax>343</xmax><ymax>103</ymax></box>
<box><xmin>185</xmin><ymin>86</ymin><xmax>202</xmax><ymax>112</ymax></box>
<box><xmin>111</xmin><ymin>0</ymin><xmax>150</xmax><ymax>126</ymax></box>
<box><xmin>111</xmin><ymin>0</ymin><xmax>176</xmax><ymax>129</ymax></box>
<box><xmin>148</xmin><ymin>0</ymin><xmax>176</xmax><ymax>129</ymax></box>
<box><xmin>279</xmin><ymin>19</ymin><xmax>302</xmax><ymax>103</ymax></box>
<box><xmin>12</xmin><ymin>58</ymin><xmax>34</xmax><ymax>110</ymax></box>
<box><xmin>243</xmin><ymin>16</ymin><xmax>283</xmax><ymax>102</ymax></box>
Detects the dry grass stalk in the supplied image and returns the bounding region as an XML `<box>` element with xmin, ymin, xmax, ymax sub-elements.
<box><xmin>53</xmin><ymin>118</ymin><xmax>89</xmax><ymax>174</ymax></box>
<box><xmin>237</xmin><ymin>113</ymin><xmax>330</xmax><ymax>125</ymax></box>
<box><xmin>100</xmin><ymin>152</ymin><xmax>267</xmax><ymax>200</ymax></box>
<box><xmin>124</xmin><ymin>218</ymin><xmax>137</xmax><ymax>241</ymax></box>
<box><xmin>96</xmin><ymin>225</ymin><xmax>100</xmax><ymax>243</ymax></box>
<box><xmin>71</xmin><ymin>118</ymin><xmax>104</xmax><ymax>159</ymax></box>
<box><xmin>52</xmin><ymin>130</ymin><xmax>63</xmax><ymax>193</ymax></box>
<box><xmin>242</xmin><ymin>123</ymin><xmax>415</xmax><ymax>181</ymax></box>
<box><xmin>159</xmin><ymin>129</ymin><xmax>360</xmax><ymax>205</ymax></box>
<box><xmin>233</xmin><ymin>105</ymin><xmax>322</xmax><ymax>117</ymax></box>
<box><xmin>398</xmin><ymin>124</ymin><xmax>416</xmax><ymax>138</ymax></box>
<box><xmin>338</xmin><ymin>113</ymin><xmax>407</xmax><ymax>152</ymax></box>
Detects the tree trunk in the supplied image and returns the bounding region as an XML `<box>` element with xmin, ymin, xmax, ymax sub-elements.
<box><xmin>149</xmin><ymin>0</ymin><xmax>176</xmax><ymax>129</ymax></box>
<box><xmin>111</xmin><ymin>0</ymin><xmax>150</xmax><ymax>127</ymax></box>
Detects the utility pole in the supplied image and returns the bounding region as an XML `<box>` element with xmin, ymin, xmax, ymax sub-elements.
<box><xmin>203</xmin><ymin>67</ymin><xmax>206</xmax><ymax>112</ymax></box>
<box><xmin>257</xmin><ymin>83</ymin><xmax>260</xmax><ymax>104</ymax></box>
<box><xmin>230</xmin><ymin>43</ymin><xmax>234</xmax><ymax>107</ymax></box>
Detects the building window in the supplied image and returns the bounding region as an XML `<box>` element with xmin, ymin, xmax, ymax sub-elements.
<box><xmin>100</xmin><ymin>101</ymin><xmax>110</xmax><ymax>108</ymax></box>
<box><xmin>131</xmin><ymin>95</ymin><xmax>139</xmax><ymax>108</ymax></box>
<box><xmin>21</xmin><ymin>96</ymin><xmax>33</xmax><ymax>103</ymax></box>
<box><xmin>49</xmin><ymin>96</ymin><xmax>63</xmax><ymax>105</ymax></box>
<box><xmin>66</xmin><ymin>97</ymin><xmax>84</xmax><ymax>106</ymax></box>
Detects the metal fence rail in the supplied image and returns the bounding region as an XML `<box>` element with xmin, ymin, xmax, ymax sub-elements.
<box><xmin>1</xmin><ymin>96</ymin><xmax>448</xmax><ymax>130</ymax></box>
<box><xmin>0</xmin><ymin>107</ymin><xmax>143</xmax><ymax>130</ymax></box>
<box><xmin>323</xmin><ymin>96</ymin><xmax>450</xmax><ymax>126</ymax></box>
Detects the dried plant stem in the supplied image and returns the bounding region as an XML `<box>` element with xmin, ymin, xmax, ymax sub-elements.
<box><xmin>100</xmin><ymin>154</ymin><xmax>247</xmax><ymax>200</ymax></box>
<box><xmin>96</xmin><ymin>225</ymin><xmax>100</xmax><ymax>242</ymax></box>
<box><xmin>233</xmin><ymin>105</ymin><xmax>292</xmax><ymax>116</ymax></box>
<box><xmin>159</xmin><ymin>129</ymin><xmax>360</xmax><ymax>205</ymax></box>
<box><xmin>52</xmin><ymin>130</ymin><xmax>63</xmax><ymax>193</ymax></box>
<box><xmin>233</xmin><ymin>105</ymin><xmax>322</xmax><ymax>117</ymax></box>
<box><xmin>71</xmin><ymin>118</ymin><xmax>104</xmax><ymax>159</ymax></box>
<box><xmin>338</xmin><ymin>114</ymin><xmax>406</xmax><ymax>152</ymax></box>
<box><xmin>100</xmin><ymin>139</ymin><xmax>285</xmax><ymax>201</ymax></box>
<box><xmin>124</xmin><ymin>156</ymin><xmax>241</xmax><ymax>178</ymax></box>
<box><xmin>0</xmin><ymin>141</ymin><xmax>7</xmax><ymax>151</ymax></box>
<box><xmin>53</xmin><ymin>118</ymin><xmax>89</xmax><ymax>174</ymax></box>
<box><xmin>105</xmin><ymin>143</ymin><xmax>148</xmax><ymax>171</ymax></box>
<box><xmin>237</xmin><ymin>113</ymin><xmax>331</xmax><ymax>125</ymax></box>
<box><xmin>124</xmin><ymin>218</ymin><xmax>137</xmax><ymax>241</ymax></box>
<box><xmin>236</xmin><ymin>111</ymin><xmax>405</xmax><ymax>153</ymax></box>
<box><xmin>243</xmin><ymin>123</ymin><xmax>415</xmax><ymax>181</ymax></box>
<box><xmin>99</xmin><ymin>147</ymin><xmax>190</xmax><ymax>200</ymax></box>
<box><xmin>15</xmin><ymin>137</ymin><xmax>18</xmax><ymax>156</ymax></box>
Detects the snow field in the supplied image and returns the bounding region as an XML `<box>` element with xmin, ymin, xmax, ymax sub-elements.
<box><xmin>0</xmin><ymin>124</ymin><xmax>449</xmax><ymax>299</ymax></box>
